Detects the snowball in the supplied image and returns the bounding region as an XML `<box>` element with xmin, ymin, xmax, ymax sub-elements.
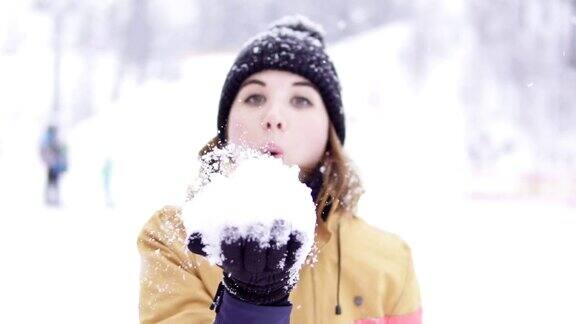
<box><xmin>181</xmin><ymin>145</ymin><xmax>317</xmax><ymax>284</ymax></box>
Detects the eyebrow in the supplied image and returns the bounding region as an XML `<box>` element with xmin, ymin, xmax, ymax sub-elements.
<box><xmin>239</xmin><ymin>79</ymin><xmax>318</xmax><ymax>91</ymax></box>
<box><xmin>292</xmin><ymin>81</ymin><xmax>318</xmax><ymax>91</ymax></box>
<box><xmin>240</xmin><ymin>79</ymin><xmax>265</xmax><ymax>89</ymax></box>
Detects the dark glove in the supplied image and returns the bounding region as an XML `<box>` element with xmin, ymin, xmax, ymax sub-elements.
<box><xmin>187</xmin><ymin>220</ymin><xmax>304</xmax><ymax>309</ymax></box>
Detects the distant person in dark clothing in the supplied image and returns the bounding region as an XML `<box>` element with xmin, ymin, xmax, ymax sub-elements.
<box><xmin>40</xmin><ymin>125</ymin><xmax>68</xmax><ymax>206</ymax></box>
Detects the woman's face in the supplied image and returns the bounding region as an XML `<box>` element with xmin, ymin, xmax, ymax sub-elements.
<box><xmin>227</xmin><ymin>70</ymin><xmax>330</xmax><ymax>173</ymax></box>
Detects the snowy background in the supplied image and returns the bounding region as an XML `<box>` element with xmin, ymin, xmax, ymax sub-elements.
<box><xmin>1</xmin><ymin>0</ymin><xmax>575</xmax><ymax>323</ymax></box>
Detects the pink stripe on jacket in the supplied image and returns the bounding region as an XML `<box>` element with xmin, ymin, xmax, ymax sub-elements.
<box><xmin>354</xmin><ymin>308</ymin><xmax>422</xmax><ymax>324</ymax></box>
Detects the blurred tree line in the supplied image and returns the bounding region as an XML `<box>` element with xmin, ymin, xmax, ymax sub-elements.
<box><xmin>192</xmin><ymin>0</ymin><xmax>412</xmax><ymax>50</ymax></box>
<box><xmin>462</xmin><ymin>0</ymin><xmax>576</xmax><ymax>172</ymax></box>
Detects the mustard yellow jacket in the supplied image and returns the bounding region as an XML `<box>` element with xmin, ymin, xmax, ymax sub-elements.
<box><xmin>138</xmin><ymin>206</ymin><xmax>422</xmax><ymax>323</ymax></box>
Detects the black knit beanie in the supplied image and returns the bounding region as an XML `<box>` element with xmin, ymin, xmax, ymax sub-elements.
<box><xmin>217</xmin><ymin>15</ymin><xmax>345</xmax><ymax>145</ymax></box>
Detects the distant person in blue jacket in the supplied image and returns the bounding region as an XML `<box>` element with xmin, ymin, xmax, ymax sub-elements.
<box><xmin>40</xmin><ymin>125</ymin><xmax>68</xmax><ymax>206</ymax></box>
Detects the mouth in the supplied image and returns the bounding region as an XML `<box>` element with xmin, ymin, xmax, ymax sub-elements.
<box><xmin>261</xmin><ymin>143</ymin><xmax>284</xmax><ymax>158</ymax></box>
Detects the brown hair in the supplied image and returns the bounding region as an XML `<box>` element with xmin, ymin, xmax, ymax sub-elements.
<box><xmin>198</xmin><ymin>124</ymin><xmax>363</xmax><ymax>220</ymax></box>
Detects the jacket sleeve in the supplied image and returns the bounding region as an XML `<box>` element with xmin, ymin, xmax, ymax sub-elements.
<box><xmin>386</xmin><ymin>244</ymin><xmax>422</xmax><ymax>324</ymax></box>
<box><xmin>138</xmin><ymin>207</ymin><xmax>216</xmax><ymax>324</ymax></box>
<box><xmin>215</xmin><ymin>291</ymin><xmax>292</xmax><ymax>324</ymax></box>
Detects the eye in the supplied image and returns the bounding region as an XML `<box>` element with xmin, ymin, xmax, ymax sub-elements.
<box><xmin>291</xmin><ymin>96</ymin><xmax>313</xmax><ymax>108</ymax></box>
<box><xmin>244</xmin><ymin>94</ymin><xmax>266</xmax><ymax>106</ymax></box>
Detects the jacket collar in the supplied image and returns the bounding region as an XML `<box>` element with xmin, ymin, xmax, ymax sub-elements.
<box><xmin>315</xmin><ymin>206</ymin><xmax>350</xmax><ymax>251</ymax></box>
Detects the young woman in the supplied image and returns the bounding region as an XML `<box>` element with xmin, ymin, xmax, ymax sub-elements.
<box><xmin>138</xmin><ymin>15</ymin><xmax>422</xmax><ymax>324</ymax></box>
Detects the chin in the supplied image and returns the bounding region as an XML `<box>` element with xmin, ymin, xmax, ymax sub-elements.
<box><xmin>280</xmin><ymin>156</ymin><xmax>299</xmax><ymax>167</ymax></box>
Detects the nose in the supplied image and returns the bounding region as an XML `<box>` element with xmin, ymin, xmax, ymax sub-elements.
<box><xmin>265</xmin><ymin>120</ymin><xmax>283</xmax><ymax>130</ymax></box>
<box><xmin>261</xmin><ymin>109</ymin><xmax>286</xmax><ymax>132</ymax></box>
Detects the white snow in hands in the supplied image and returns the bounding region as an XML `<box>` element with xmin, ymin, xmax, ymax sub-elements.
<box><xmin>181</xmin><ymin>145</ymin><xmax>317</xmax><ymax>283</ymax></box>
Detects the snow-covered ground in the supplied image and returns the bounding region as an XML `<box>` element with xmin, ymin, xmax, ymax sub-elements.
<box><xmin>1</xmin><ymin>22</ymin><xmax>575</xmax><ymax>324</ymax></box>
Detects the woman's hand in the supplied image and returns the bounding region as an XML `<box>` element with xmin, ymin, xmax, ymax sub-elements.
<box><xmin>187</xmin><ymin>220</ymin><xmax>304</xmax><ymax>305</ymax></box>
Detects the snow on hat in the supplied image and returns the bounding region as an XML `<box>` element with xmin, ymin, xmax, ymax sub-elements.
<box><xmin>217</xmin><ymin>14</ymin><xmax>345</xmax><ymax>145</ymax></box>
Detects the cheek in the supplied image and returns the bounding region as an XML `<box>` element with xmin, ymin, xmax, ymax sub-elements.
<box><xmin>291</xmin><ymin>117</ymin><xmax>329</xmax><ymax>168</ymax></box>
<box><xmin>227</xmin><ymin>108</ymin><xmax>260</xmax><ymax>146</ymax></box>
<box><xmin>227</xmin><ymin>120</ymin><xmax>244</xmax><ymax>144</ymax></box>
<box><xmin>305</xmin><ymin>123</ymin><xmax>329</xmax><ymax>154</ymax></box>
